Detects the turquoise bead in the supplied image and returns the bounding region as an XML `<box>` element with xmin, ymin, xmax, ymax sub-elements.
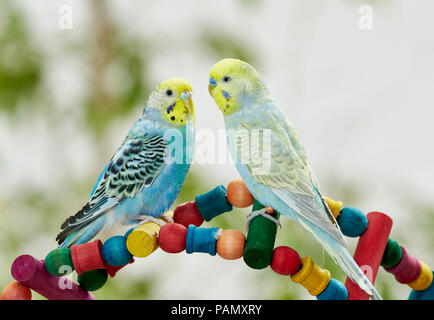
<box><xmin>337</xmin><ymin>207</ymin><xmax>368</xmax><ymax>237</ymax></box>
<box><xmin>195</xmin><ymin>185</ymin><xmax>233</xmax><ymax>221</ymax></box>
<box><xmin>316</xmin><ymin>278</ymin><xmax>348</xmax><ymax>300</ymax></box>
<box><xmin>186</xmin><ymin>225</ymin><xmax>218</xmax><ymax>255</ymax></box>
<box><xmin>102</xmin><ymin>235</ymin><xmax>133</xmax><ymax>266</ymax></box>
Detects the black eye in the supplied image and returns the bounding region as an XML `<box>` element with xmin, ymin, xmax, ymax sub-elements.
<box><xmin>166</xmin><ymin>89</ymin><xmax>173</xmax><ymax>96</ymax></box>
<box><xmin>223</xmin><ymin>76</ymin><xmax>231</xmax><ymax>82</ymax></box>
<box><xmin>171</xmin><ymin>116</ymin><xmax>175</xmax><ymax>121</ymax></box>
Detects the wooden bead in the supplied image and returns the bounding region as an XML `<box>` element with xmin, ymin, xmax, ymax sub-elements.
<box><xmin>381</xmin><ymin>238</ymin><xmax>402</xmax><ymax>268</ymax></box>
<box><xmin>409</xmin><ymin>261</ymin><xmax>433</xmax><ymax>291</ymax></box>
<box><xmin>270</xmin><ymin>246</ymin><xmax>301</xmax><ymax>276</ymax></box>
<box><xmin>158</xmin><ymin>223</ymin><xmax>187</xmax><ymax>254</ymax></box>
<box><xmin>291</xmin><ymin>257</ymin><xmax>331</xmax><ymax>296</ymax></box>
<box><xmin>227</xmin><ymin>179</ymin><xmax>254</xmax><ymax>208</ymax></box>
<box><xmin>243</xmin><ymin>200</ymin><xmax>279</xmax><ymax>269</ymax></box>
<box><xmin>102</xmin><ymin>235</ymin><xmax>133</xmax><ymax>266</ymax></box>
<box><xmin>195</xmin><ymin>185</ymin><xmax>233</xmax><ymax>221</ymax></box>
<box><xmin>173</xmin><ymin>201</ymin><xmax>204</xmax><ymax>228</ymax></box>
<box><xmin>316</xmin><ymin>278</ymin><xmax>348</xmax><ymax>300</ymax></box>
<box><xmin>126</xmin><ymin>221</ymin><xmax>161</xmax><ymax>257</ymax></box>
<box><xmin>409</xmin><ymin>271</ymin><xmax>434</xmax><ymax>300</ymax></box>
<box><xmin>384</xmin><ymin>246</ymin><xmax>421</xmax><ymax>284</ymax></box>
<box><xmin>44</xmin><ymin>248</ymin><xmax>74</xmax><ymax>277</ymax></box>
<box><xmin>78</xmin><ymin>269</ymin><xmax>108</xmax><ymax>291</ymax></box>
<box><xmin>104</xmin><ymin>258</ymin><xmax>134</xmax><ymax>277</ymax></box>
<box><xmin>1</xmin><ymin>281</ymin><xmax>32</xmax><ymax>300</ymax></box>
<box><xmin>11</xmin><ymin>255</ymin><xmax>94</xmax><ymax>300</ymax></box>
<box><xmin>186</xmin><ymin>225</ymin><xmax>219</xmax><ymax>255</ymax></box>
<box><xmin>345</xmin><ymin>211</ymin><xmax>392</xmax><ymax>300</ymax></box>
<box><xmin>71</xmin><ymin>240</ymin><xmax>106</xmax><ymax>274</ymax></box>
<box><xmin>324</xmin><ymin>196</ymin><xmax>343</xmax><ymax>219</ymax></box>
<box><xmin>216</xmin><ymin>229</ymin><xmax>246</xmax><ymax>260</ymax></box>
<box><xmin>337</xmin><ymin>207</ymin><xmax>368</xmax><ymax>237</ymax></box>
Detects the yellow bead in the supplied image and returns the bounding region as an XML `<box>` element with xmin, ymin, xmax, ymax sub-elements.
<box><xmin>409</xmin><ymin>261</ymin><xmax>433</xmax><ymax>291</ymax></box>
<box><xmin>126</xmin><ymin>221</ymin><xmax>161</xmax><ymax>257</ymax></box>
<box><xmin>324</xmin><ymin>197</ymin><xmax>343</xmax><ymax>219</ymax></box>
<box><xmin>290</xmin><ymin>257</ymin><xmax>331</xmax><ymax>296</ymax></box>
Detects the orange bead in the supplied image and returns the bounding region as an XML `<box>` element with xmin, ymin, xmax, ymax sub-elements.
<box><xmin>226</xmin><ymin>179</ymin><xmax>254</xmax><ymax>208</ymax></box>
<box><xmin>1</xmin><ymin>281</ymin><xmax>32</xmax><ymax>300</ymax></box>
<box><xmin>216</xmin><ymin>229</ymin><xmax>246</xmax><ymax>260</ymax></box>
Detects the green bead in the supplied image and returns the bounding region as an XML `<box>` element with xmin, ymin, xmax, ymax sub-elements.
<box><xmin>381</xmin><ymin>238</ymin><xmax>402</xmax><ymax>268</ymax></box>
<box><xmin>44</xmin><ymin>248</ymin><xmax>74</xmax><ymax>276</ymax></box>
<box><xmin>78</xmin><ymin>269</ymin><xmax>108</xmax><ymax>291</ymax></box>
<box><xmin>243</xmin><ymin>200</ymin><xmax>280</xmax><ymax>269</ymax></box>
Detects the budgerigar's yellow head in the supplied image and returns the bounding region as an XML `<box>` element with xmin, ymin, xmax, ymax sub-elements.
<box><xmin>145</xmin><ymin>78</ymin><xmax>195</xmax><ymax>126</ymax></box>
<box><xmin>208</xmin><ymin>58</ymin><xmax>268</xmax><ymax>115</ymax></box>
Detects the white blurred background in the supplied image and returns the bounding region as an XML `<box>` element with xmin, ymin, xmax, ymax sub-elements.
<box><xmin>1</xmin><ymin>0</ymin><xmax>433</xmax><ymax>300</ymax></box>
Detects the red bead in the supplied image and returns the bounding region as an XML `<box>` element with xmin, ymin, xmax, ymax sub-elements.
<box><xmin>158</xmin><ymin>223</ymin><xmax>187</xmax><ymax>253</ymax></box>
<box><xmin>270</xmin><ymin>246</ymin><xmax>301</xmax><ymax>276</ymax></box>
<box><xmin>104</xmin><ymin>258</ymin><xmax>135</xmax><ymax>277</ymax></box>
<box><xmin>173</xmin><ymin>201</ymin><xmax>204</xmax><ymax>228</ymax></box>
<box><xmin>71</xmin><ymin>240</ymin><xmax>105</xmax><ymax>274</ymax></box>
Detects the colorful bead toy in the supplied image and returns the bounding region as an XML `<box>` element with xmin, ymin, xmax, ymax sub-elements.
<box><xmin>2</xmin><ymin>178</ymin><xmax>432</xmax><ymax>300</ymax></box>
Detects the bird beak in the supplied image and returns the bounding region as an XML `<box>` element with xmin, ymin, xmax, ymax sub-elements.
<box><xmin>181</xmin><ymin>90</ymin><xmax>193</xmax><ymax>113</ymax></box>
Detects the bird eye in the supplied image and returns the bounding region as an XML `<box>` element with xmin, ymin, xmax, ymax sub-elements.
<box><xmin>166</xmin><ymin>89</ymin><xmax>173</xmax><ymax>96</ymax></box>
<box><xmin>223</xmin><ymin>76</ymin><xmax>231</xmax><ymax>83</ymax></box>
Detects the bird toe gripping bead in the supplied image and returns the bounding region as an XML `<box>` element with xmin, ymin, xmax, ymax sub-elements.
<box><xmin>243</xmin><ymin>200</ymin><xmax>280</xmax><ymax>270</ymax></box>
<box><xmin>195</xmin><ymin>185</ymin><xmax>233</xmax><ymax>222</ymax></box>
<box><xmin>216</xmin><ymin>229</ymin><xmax>246</xmax><ymax>260</ymax></box>
<box><xmin>102</xmin><ymin>235</ymin><xmax>133</xmax><ymax>267</ymax></box>
<box><xmin>186</xmin><ymin>225</ymin><xmax>219</xmax><ymax>255</ymax></box>
<box><xmin>44</xmin><ymin>248</ymin><xmax>74</xmax><ymax>277</ymax></box>
<box><xmin>158</xmin><ymin>223</ymin><xmax>188</xmax><ymax>254</ymax></box>
<box><xmin>290</xmin><ymin>257</ymin><xmax>331</xmax><ymax>296</ymax></box>
<box><xmin>226</xmin><ymin>179</ymin><xmax>254</xmax><ymax>208</ymax></box>
<box><xmin>1</xmin><ymin>281</ymin><xmax>32</xmax><ymax>300</ymax></box>
<box><xmin>173</xmin><ymin>201</ymin><xmax>204</xmax><ymax>228</ymax></box>
<box><xmin>71</xmin><ymin>240</ymin><xmax>106</xmax><ymax>274</ymax></box>
<box><xmin>336</xmin><ymin>207</ymin><xmax>368</xmax><ymax>237</ymax></box>
<box><xmin>270</xmin><ymin>246</ymin><xmax>301</xmax><ymax>276</ymax></box>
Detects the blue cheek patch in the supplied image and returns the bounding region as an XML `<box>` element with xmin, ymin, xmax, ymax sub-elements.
<box><xmin>166</xmin><ymin>102</ymin><xmax>176</xmax><ymax>113</ymax></box>
<box><xmin>221</xmin><ymin>90</ymin><xmax>231</xmax><ymax>100</ymax></box>
<box><xmin>209</xmin><ymin>77</ymin><xmax>217</xmax><ymax>86</ymax></box>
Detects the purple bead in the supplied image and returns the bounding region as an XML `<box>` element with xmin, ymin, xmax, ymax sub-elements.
<box><xmin>11</xmin><ymin>254</ymin><xmax>95</xmax><ymax>300</ymax></box>
<box><xmin>384</xmin><ymin>246</ymin><xmax>421</xmax><ymax>284</ymax></box>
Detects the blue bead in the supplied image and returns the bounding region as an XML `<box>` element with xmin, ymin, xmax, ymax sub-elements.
<box><xmin>337</xmin><ymin>207</ymin><xmax>368</xmax><ymax>237</ymax></box>
<box><xmin>409</xmin><ymin>271</ymin><xmax>434</xmax><ymax>300</ymax></box>
<box><xmin>186</xmin><ymin>225</ymin><xmax>218</xmax><ymax>255</ymax></box>
<box><xmin>102</xmin><ymin>236</ymin><xmax>133</xmax><ymax>266</ymax></box>
<box><xmin>195</xmin><ymin>185</ymin><xmax>233</xmax><ymax>222</ymax></box>
<box><xmin>316</xmin><ymin>278</ymin><xmax>348</xmax><ymax>300</ymax></box>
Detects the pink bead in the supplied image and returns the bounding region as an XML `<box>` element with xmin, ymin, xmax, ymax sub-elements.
<box><xmin>11</xmin><ymin>255</ymin><xmax>94</xmax><ymax>300</ymax></box>
<box><xmin>385</xmin><ymin>246</ymin><xmax>421</xmax><ymax>284</ymax></box>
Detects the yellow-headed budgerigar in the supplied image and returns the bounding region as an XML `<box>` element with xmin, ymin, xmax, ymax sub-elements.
<box><xmin>208</xmin><ymin>58</ymin><xmax>381</xmax><ymax>300</ymax></box>
<box><xmin>57</xmin><ymin>78</ymin><xmax>195</xmax><ymax>248</ymax></box>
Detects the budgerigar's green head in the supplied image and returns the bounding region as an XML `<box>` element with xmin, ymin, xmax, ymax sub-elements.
<box><xmin>208</xmin><ymin>58</ymin><xmax>268</xmax><ymax>115</ymax></box>
<box><xmin>145</xmin><ymin>78</ymin><xmax>194</xmax><ymax>126</ymax></box>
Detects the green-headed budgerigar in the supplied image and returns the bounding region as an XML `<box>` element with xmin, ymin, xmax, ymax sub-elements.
<box><xmin>57</xmin><ymin>78</ymin><xmax>195</xmax><ymax>248</ymax></box>
<box><xmin>208</xmin><ymin>58</ymin><xmax>381</xmax><ymax>300</ymax></box>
